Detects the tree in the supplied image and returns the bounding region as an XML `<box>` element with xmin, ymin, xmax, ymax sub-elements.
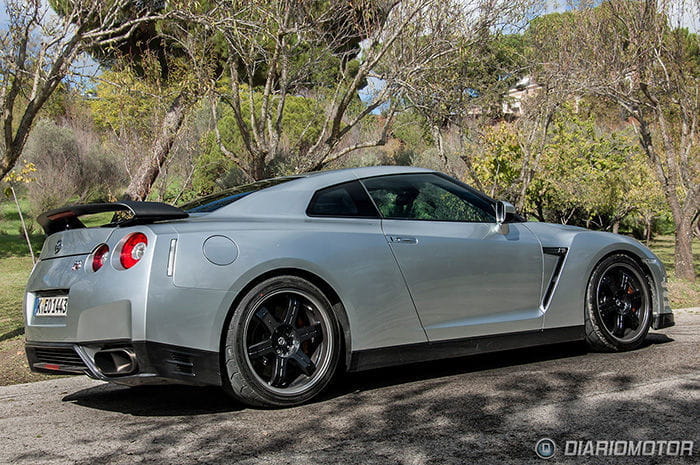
<box><xmin>0</xmin><ymin>0</ymin><xmax>165</xmax><ymax>181</ymax></box>
<box><xmin>191</xmin><ymin>0</ymin><xmax>513</xmax><ymax>181</ymax></box>
<box><xmin>411</xmin><ymin>31</ymin><xmax>529</xmax><ymax>174</ymax></box>
<box><xmin>469</xmin><ymin>122</ymin><xmax>523</xmax><ymax>200</ymax></box>
<box><xmin>531</xmin><ymin>106</ymin><xmax>659</xmax><ymax>230</ymax></box>
<box><xmin>531</xmin><ymin>0</ymin><xmax>700</xmax><ymax>280</ymax></box>
<box><xmin>50</xmin><ymin>0</ymin><xmax>226</xmax><ymax>201</ymax></box>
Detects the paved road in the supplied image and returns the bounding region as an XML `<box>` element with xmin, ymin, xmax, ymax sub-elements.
<box><xmin>1</xmin><ymin>310</ymin><xmax>698</xmax><ymax>465</ymax></box>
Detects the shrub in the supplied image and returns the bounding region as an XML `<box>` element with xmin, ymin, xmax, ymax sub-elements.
<box><xmin>22</xmin><ymin>119</ymin><xmax>122</xmax><ymax>215</ymax></box>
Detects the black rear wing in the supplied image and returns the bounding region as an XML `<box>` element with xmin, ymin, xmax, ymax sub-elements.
<box><xmin>37</xmin><ymin>201</ymin><xmax>189</xmax><ymax>235</ymax></box>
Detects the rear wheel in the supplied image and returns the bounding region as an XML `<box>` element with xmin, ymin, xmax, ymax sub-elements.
<box><xmin>585</xmin><ymin>254</ymin><xmax>653</xmax><ymax>352</ymax></box>
<box><xmin>223</xmin><ymin>276</ymin><xmax>340</xmax><ymax>407</ymax></box>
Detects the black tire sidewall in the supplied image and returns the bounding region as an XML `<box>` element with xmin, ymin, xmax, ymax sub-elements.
<box><xmin>585</xmin><ymin>255</ymin><xmax>653</xmax><ymax>351</ymax></box>
<box><xmin>224</xmin><ymin>276</ymin><xmax>341</xmax><ymax>407</ymax></box>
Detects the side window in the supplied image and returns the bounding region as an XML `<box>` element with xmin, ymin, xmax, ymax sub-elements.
<box><xmin>362</xmin><ymin>174</ymin><xmax>495</xmax><ymax>222</ymax></box>
<box><xmin>307</xmin><ymin>181</ymin><xmax>379</xmax><ymax>218</ymax></box>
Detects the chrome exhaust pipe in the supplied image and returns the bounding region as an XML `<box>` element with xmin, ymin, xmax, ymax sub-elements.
<box><xmin>94</xmin><ymin>348</ymin><xmax>138</xmax><ymax>376</ymax></box>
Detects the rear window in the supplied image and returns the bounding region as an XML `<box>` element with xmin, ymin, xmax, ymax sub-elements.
<box><xmin>306</xmin><ymin>181</ymin><xmax>378</xmax><ymax>218</ymax></box>
<box><xmin>180</xmin><ymin>177</ymin><xmax>299</xmax><ymax>213</ymax></box>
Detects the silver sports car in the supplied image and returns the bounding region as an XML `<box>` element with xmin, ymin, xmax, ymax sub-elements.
<box><xmin>25</xmin><ymin>166</ymin><xmax>674</xmax><ymax>407</ymax></box>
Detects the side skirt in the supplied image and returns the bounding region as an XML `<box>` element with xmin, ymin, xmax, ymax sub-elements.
<box><xmin>348</xmin><ymin>326</ymin><xmax>584</xmax><ymax>372</ymax></box>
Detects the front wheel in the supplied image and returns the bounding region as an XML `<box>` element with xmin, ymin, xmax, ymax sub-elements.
<box><xmin>223</xmin><ymin>276</ymin><xmax>341</xmax><ymax>407</ymax></box>
<box><xmin>584</xmin><ymin>254</ymin><xmax>653</xmax><ymax>352</ymax></box>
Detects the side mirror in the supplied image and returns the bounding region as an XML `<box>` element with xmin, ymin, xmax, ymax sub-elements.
<box><xmin>495</xmin><ymin>200</ymin><xmax>515</xmax><ymax>224</ymax></box>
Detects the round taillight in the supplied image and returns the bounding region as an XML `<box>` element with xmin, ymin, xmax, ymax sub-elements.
<box><xmin>120</xmin><ymin>233</ymin><xmax>148</xmax><ymax>269</ymax></box>
<box><xmin>91</xmin><ymin>244</ymin><xmax>110</xmax><ymax>272</ymax></box>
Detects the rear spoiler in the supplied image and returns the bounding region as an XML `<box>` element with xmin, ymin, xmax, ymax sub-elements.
<box><xmin>37</xmin><ymin>201</ymin><xmax>189</xmax><ymax>235</ymax></box>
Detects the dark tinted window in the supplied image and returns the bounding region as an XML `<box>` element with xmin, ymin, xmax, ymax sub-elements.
<box><xmin>307</xmin><ymin>181</ymin><xmax>378</xmax><ymax>218</ymax></box>
<box><xmin>362</xmin><ymin>174</ymin><xmax>494</xmax><ymax>222</ymax></box>
<box><xmin>180</xmin><ymin>177</ymin><xmax>299</xmax><ymax>213</ymax></box>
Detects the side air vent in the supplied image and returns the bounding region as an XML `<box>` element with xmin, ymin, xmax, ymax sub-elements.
<box><xmin>30</xmin><ymin>346</ymin><xmax>88</xmax><ymax>374</ymax></box>
<box><xmin>542</xmin><ymin>247</ymin><xmax>568</xmax><ymax>309</ymax></box>
<box><xmin>167</xmin><ymin>352</ymin><xmax>195</xmax><ymax>376</ymax></box>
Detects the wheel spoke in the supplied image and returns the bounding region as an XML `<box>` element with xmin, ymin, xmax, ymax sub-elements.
<box><xmin>290</xmin><ymin>351</ymin><xmax>316</xmax><ymax>376</ymax></box>
<box><xmin>625</xmin><ymin>312</ymin><xmax>640</xmax><ymax>330</ymax></box>
<box><xmin>601</xmin><ymin>309</ymin><xmax>618</xmax><ymax>332</ymax></box>
<box><xmin>630</xmin><ymin>294</ymin><xmax>643</xmax><ymax>307</ymax></box>
<box><xmin>270</xmin><ymin>357</ymin><xmax>289</xmax><ymax>387</ymax></box>
<box><xmin>248</xmin><ymin>339</ymin><xmax>274</xmax><ymax>359</ymax></box>
<box><xmin>255</xmin><ymin>306</ymin><xmax>280</xmax><ymax>333</ymax></box>
<box><xmin>601</xmin><ymin>276</ymin><xmax>616</xmax><ymax>297</ymax></box>
<box><xmin>597</xmin><ymin>300</ymin><xmax>616</xmax><ymax>315</ymax></box>
<box><xmin>614</xmin><ymin>313</ymin><xmax>626</xmax><ymax>337</ymax></box>
<box><xmin>296</xmin><ymin>323</ymin><xmax>322</xmax><ymax>343</ymax></box>
<box><xmin>619</xmin><ymin>272</ymin><xmax>630</xmax><ymax>292</ymax></box>
<box><xmin>283</xmin><ymin>296</ymin><xmax>300</xmax><ymax>326</ymax></box>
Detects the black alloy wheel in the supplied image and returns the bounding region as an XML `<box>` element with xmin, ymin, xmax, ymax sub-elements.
<box><xmin>585</xmin><ymin>254</ymin><xmax>653</xmax><ymax>351</ymax></box>
<box><xmin>244</xmin><ymin>290</ymin><xmax>328</xmax><ymax>392</ymax></box>
<box><xmin>224</xmin><ymin>276</ymin><xmax>340</xmax><ymax>407</ymax></box>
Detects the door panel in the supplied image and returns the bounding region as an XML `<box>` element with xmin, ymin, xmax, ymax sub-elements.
<box><xmin>382</xmin><ymin>219</ymin><xmax>544</xmax><ymax>341</ymax></box>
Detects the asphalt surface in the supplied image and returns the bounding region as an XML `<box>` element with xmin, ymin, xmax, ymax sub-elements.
<box><xmin>1</xmin><ymin>310</ymin><xmax>698</xmax><ymax>465</ymax></box>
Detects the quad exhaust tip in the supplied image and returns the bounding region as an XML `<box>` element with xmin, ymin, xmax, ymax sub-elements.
<box><xmin>94</xmin><ymin>348</ymin><xmax>138</xmax><ymax>376</ymax></box>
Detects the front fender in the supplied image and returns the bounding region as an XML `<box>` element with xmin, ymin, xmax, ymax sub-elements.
<box><xmin>523</xmin><ymin>225</ymin><xmax>670</xmax><ymax>330</ymax></box>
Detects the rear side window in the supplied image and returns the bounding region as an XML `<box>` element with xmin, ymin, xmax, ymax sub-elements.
<box><xmin>307</xmin><ymin>181</ymin><xmax>379</xmax><ymax>218</ymax></box>
<box><xmin>181</xmin><ymin>177</ymin><xmax>299</xmax><ymax>213</ymax></box>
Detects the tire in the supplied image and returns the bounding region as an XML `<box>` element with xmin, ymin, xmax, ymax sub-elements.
<box><xmin>584</xmin><ymin>254</ymin><xmax>653</xmax><ymax>352</ymax></box>
<box><xmin>223</xmin><ymin>275</ymin><xmax>341</xmax><ymax>407</ymax></box>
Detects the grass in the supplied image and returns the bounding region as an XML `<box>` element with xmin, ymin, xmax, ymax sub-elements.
<box><xmin>0</xmin><ymin>256</ymin><xmax>33</xmax><ymax>338</ymax></box>
<box><xmin>0</xmin><ymin>200</ymin><xmax>44</xmax><ymax>259</ymax></box>
<box><xmin>0</xmin><ymin>199</ymin><xmax>54</xmax><ymax>385</ymax></box>
<box><xmin>0</xmin><ymin>196</ymin><xmax>697</xmax><ymax>385</ymax></box>
<box><xmin>643</xmin><ymin>235</ymin><xmax>700</xmax><ymax>309</ymax></box>
<box><xmin>0</xmin><ymin>200</ymin><xmax>41</xmax><ymax>339</ymax></box>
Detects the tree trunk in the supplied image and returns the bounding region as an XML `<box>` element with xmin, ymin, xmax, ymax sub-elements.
<box><xmin>612</xmin><ymin>221</ymin><xmax>620</xmax><ymax>234</ymax></box>
<box><xmin>123</xmin><ymin>93</ymin><xmax>191</xmax><ymax>201</ymax></box>
<box><xmin>1</xmin><ymin>146</ymin><xmax>20</xmax><ymax>181</ymax></box>
<box><xmin>634</xmin><ymin>115</ymin><xmax>697</xmax><ymax>282</ymax></box>
<box><xmin>674</xmin><ymin>216</ymin><xmax>696</xmax><ymax>282</ymax></box>
<box><xmin>535</xmin><ymin>202</ymin><xmax>545</xmax><ymax>222</ymax></box>
<box><xmin>645</xmin><ymin>217</ymin><xmax>652</xmax><ymax>246</ymax></box>
<box><xmin>514</xmin><ymin>146</ymin><xmax>532</xmax><ymax>211</ymax></box>
<box><xmin>432</xmin><ymin>125</ymin><xmax>448</xmax><ymax>168</ymax></box>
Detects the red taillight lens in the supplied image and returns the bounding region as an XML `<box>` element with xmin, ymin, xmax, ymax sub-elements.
<box><xmin>91</xmin><ymin>244</ymin><xmax>110</xmax><ymax>272</ymax></box>
<box><xmin>119</xmin><ymin>233</ymin><xmax>148</xmax><ymax>269</ymax></box>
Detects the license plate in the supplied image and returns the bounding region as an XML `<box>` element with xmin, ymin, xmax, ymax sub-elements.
<box><xmin>34</xmin><ymin>296</ymin><xmax>69</xmax><ymax>317</ymax></box>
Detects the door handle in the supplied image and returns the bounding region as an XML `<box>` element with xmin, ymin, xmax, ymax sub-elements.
<box><xmin>387</xmin><ymin>236</ymin><xmax>418</xmax><ymax>244</ymax></box>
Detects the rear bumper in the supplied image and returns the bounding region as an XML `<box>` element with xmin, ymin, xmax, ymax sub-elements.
<box><xmin>26</xmin><ymin>340</ymin><xmax>221</xmax><ymax>387</ymax></box>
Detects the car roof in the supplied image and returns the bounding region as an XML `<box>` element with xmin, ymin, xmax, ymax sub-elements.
<box><xmin>302</xmin><ymin>165</ymin><xmax>434</xmax><ymax>182</ymax></box>
<box><xmin>201</xmin><ymin>166</ymin><xmax>436</xmax><ymax>219</ymax></box>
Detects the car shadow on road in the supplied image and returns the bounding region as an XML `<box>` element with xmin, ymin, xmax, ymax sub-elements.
<box><xmin>61</xmin><ymin>332</ymin><xmax>673</xmax><ymax>417</ymax></box>
<box><xmin>325</xmin><ymin>332</ymin><xmax>673</xmax><ymax>399</ymax></box>
<box><xmin>62</xmin><ymin>383</ymin><xmax>241</xmax><ymax>416</ymax></box>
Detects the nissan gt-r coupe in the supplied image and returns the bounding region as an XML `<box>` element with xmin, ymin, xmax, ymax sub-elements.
<box><xmin>24</xmin><ymin>166</ymin><xmax>674</xmax><ymax>407</ymax></box>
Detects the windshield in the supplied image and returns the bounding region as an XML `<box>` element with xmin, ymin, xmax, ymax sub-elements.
<box><xmin>180</xmin><ymin>177</ymin><xmax>300</xmax><ymax>213</ymax></box>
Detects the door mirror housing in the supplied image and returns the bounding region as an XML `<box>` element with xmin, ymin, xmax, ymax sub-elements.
<box><xmin>495</xmin><ymin>200</ymin><xmax>516</xmax><ymax>224</ymax></box>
